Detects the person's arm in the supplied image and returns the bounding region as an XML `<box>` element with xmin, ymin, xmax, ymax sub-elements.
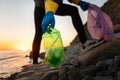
<box><xmin>41</xmin><ymin>0</ymin><xmax>59</xmax><ymax>33</ymax></box>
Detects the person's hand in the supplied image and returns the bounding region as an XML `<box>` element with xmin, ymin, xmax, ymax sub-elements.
<box><xmin>41</xmin><ymin>11</ymin><xmax>55</xmax><ymax>33</ymax></box>
<box><xmin>78</xmin><ymin>0</ymin><xmax>90</xmax><ymax>11</ymax></box>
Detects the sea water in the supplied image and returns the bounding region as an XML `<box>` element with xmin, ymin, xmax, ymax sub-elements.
<box><xmin>0</xmin><ymin>50</ymin><xmax>30</xmax><ymax>78</ymax></box>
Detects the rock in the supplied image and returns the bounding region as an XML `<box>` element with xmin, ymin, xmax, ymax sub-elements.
<box><xmin>71</xmin><ymin>58</ymin><xmax>80</xmax><ymax>67</ymax></box>
<box><xmin>80</xmin><ymin>65</ymin><xmax>98</xmax><ymax>76</ymax></box>
<box><xmin>78</xmin><ymin>41</ymin><xmax>120</xmax><ymax>66</ymax></box>
<box><xmin>108</xmin><ymin>61</ymin><xmax>118</xmax><ymax>72</ymax></box>
<box><xmin>114</xmin><ymin>55</ymin><xmax>120</xmax><ymax>63</ymax></box>
<box><xmin>95</xmin><ymin>60</ymin><xmax>109</xmax><ymax>70</ymax></box>
<box><xmin>15</xmin><ymin>70</ymin><xmax>37</xmax><ymax>80</ymax></box>
<box><xmin>0</xmin><ymin>77</ymin><xmax>7</xmax><ymax>80</ymax></box>
<box><xmin>101</xmin><ymin>0</ymin><xmax>120</xmax><ymax>26</ymax></box>
<box><xmin>40</xmin><ymin>70</ymin><xmax>58</xmax><ymax>80</ymax></box>
<box><xmin>63</xmin><ymin>44</ymin><xmax>81</xmax><ymax>65</ymax></box>
<box><xmin>58</xmin><ymin>66</ymin><xmax>68</xmax><ymax>80</ymax></box>
<box><xmin>67</xmin><ymin>66</ymin><xmax>77</xmax><ymax>80</ymax></box>
<box><xmin>95</xmin><ymin>76</ymin><xmax>114</xmax><ymax>80</ymax></box>
<box><xmin>58</xmin><ymin>74</ymin><xmax>68</xmax><ymax>80</ymax></box>
<box><xmin>96</xmin><ymin>70</ymin><xmax>114</xmax><ymax>77</ymax></box>
<box><xmin>81</xmin><ymin>76</ymin><xmax>95</xmax><ymax>80</ymax></box>
<box><xmin>51</xmin><ymin>76</ymin><xmax>58</xmax><ymax>80</ymax></box>
<box><xmin>7</xmin><ymin>72</ymin><xmax>19</xmax><ymax>80</ymax></box>
<box><xmin>117</xmin><ymin>71</ymin><xmax>120</xmax><ymax>80</ymax></box>
<box><xmin>114</xmin><ymin>24</ymin><xmax>120</xmax><ymax>33</ymax></box>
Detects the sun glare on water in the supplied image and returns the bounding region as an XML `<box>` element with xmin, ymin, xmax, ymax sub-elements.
<box><xmin>15</xmin><ymin>42</ymin><xmax>31</xmax><ymax>51</ymax></box>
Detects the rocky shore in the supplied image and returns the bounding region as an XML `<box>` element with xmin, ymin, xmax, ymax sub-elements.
<box><xmin>4</xmin><ymin>35</ymin><xmax>120</xmax><ymax>80</ymax></box>
<box><xmin>3</xmin><ymin>31</ymin><xmax>120</xmax><ymax>80</ymax></box>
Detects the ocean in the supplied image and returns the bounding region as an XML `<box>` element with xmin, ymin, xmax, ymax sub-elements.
<box><xmin>0</xmin><ymin>50</ymin><xmax>31</xmax><ymax>78</ymax></box>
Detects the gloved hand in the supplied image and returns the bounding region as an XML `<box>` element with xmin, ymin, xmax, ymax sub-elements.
<box><xmin>41</xmin><ymin>11</ymin><xmax>55</xmax><ymax>33</ymax></box>
<box><xmin>78</xmin><ymin>0</ymin><xmax>90</xmax><ymax>11</ymax></box>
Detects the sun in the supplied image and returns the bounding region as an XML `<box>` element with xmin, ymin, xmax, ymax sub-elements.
<box><xmin>16</xmin><ymin>46</ymin><xmax>28</xmax><ymax>51</ymax></box>
<box><xmin>15</xmin><ymin>42</ymin><xmax>31</xmax><ymax>51</ymax></box>
<box><xmin>21</xmin><ymin>47</ymin><xmax>27</xmax><ymax>52</ymax></box>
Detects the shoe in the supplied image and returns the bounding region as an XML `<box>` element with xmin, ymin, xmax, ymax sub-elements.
<box><xmin>81</xmin><ymin>39</ymin><xmax>104</xmax><ymax>52</ymax></box>
<box><xmin>39</xmin><ymin>52</ymin><xmax>45</xmax><ymax>59</ymax></box>
<box><xmin>83</xmin><ymin>39</ymin><xmax>97</xmax><ymax>47</ymax></box>
<box><xmin>80</xmin><ymin>39</ymin><xmax>99</xmax><ymax>52</ymax></box>
<box><xmin>29</xmin><ymin>51</ymin><xmax>45</xmax><ymax>64</ymax></box>
<box><xmin>33</xmin><ymin>57</ymin><xmax>39</xmax><ymax>64</ymax></box>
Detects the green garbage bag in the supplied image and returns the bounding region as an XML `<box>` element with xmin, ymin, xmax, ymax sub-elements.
<box><xmin>42</xmin><ymin>26</ymin><xmax>64</xmax><ymax>67</ymax></box>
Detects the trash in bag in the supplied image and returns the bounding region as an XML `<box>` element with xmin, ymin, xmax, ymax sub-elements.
<box><xmin>87</xmin><ymin>4</ymin><xmax>114</xmax><ymax>41</ymax></box>
<box><xmin>42</xmin><ymin>26</ymin><xmax>64</xmax><ymax>67</ymax></box>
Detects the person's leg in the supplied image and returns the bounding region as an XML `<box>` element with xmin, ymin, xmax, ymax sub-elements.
<box><xmin>32</xmin><ymin>7</ymin><xmax>45</xmax><ymax>64</ymax></box>
<box><xmin>56</xmin><ymin>4</ymin><xmax>87</xmax><ymax>44</ymax></box>
<box><xmin>56</xmin><ymin>4</ymin><xmax>104</xmax><ymax>52</ymax></box>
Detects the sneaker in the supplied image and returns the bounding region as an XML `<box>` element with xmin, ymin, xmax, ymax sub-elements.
<box><xmin>80</xmin><ymin>39</ymin><xmax>97</xmax><ymax>52</ymax></box>
<box><xmin>81</xmin><ymin>39</ymin><xmax>104</xmax><ymax>52</ymax></box>
<box><xmin>83</xmin><ymin>39</ymin><xmax>98</xmax><ymax>47</ymax></box>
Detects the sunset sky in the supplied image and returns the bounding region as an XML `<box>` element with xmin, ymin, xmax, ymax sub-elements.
<box><xmin>0</xmin><ymin>0</ymin><xmax>107</xmax><ymax>51</ymax></box>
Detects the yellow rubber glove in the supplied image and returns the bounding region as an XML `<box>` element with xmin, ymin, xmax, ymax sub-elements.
<box><xmin>45</xmin><ymin>0</ymin><xmax>58</xmax><ymax>13</ymax></box>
